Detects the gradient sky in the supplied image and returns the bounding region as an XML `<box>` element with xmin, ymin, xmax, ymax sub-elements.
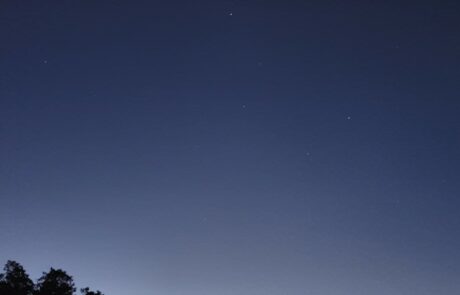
<box><xmin>1</xmin><ymin>1</ymin><xmax>460</xmax><ymax>294</ymax></box>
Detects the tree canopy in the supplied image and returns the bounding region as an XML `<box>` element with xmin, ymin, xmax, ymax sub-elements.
<box><xmin>0</xmin><ymin>261</ymin><xmax>104</xmax><ymax>295</ymax></box>
<box><xmin>0</xmin><ymin>260</ymin><xmax>34</xmax><ymax>295</ymax></box>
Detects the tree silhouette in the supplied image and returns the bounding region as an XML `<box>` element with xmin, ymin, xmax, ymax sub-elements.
<box><xmin>0</xmin><ymin>260</ymin><xmax>34</xmax><ymax>295</ymax></box>
<box><xmin>0</xmin><ymin>262</ymin><xmax>105</xmax><ymax>295</ymax></box>
<box><xmin>80</xmin><ymin>287</ymin><xmax>104</xmax><ymax>295</ymax></box>
<box><xmin>34</xmin><ymin>268</ymin><xmax>75</xmax><ymax>295</ymax></box>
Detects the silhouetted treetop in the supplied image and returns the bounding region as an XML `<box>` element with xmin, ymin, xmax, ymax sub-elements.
<box><xmin>0</xmin><ymin>261</ymin><xmax>105</xmax><ymax>295</ymax></box>
<box><xmin>80</xmin><ymin>287</ymin><xmax>104</xmax><ymax>295</ymax></box>
<box><xmin>35</xmin><ymin>268</ymin><xmax>75</xmax><ymax>295</ymax></box>
<box><xmin>0</xmin><ymin>260</ymin><xmax>34</xmax><ymax>295</ymax></box>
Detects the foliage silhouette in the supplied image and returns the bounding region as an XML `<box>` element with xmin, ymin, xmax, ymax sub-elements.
<box><xmin>0</xmin><ymin>261</ymin><xmax>34</xmax><ymax>295</ymax></box>
<box><xmin>35</xmin><ymin>268</ymin><xmax>75</xmax><ymax>295</ymax></box>
<box><xmin>0</xmin><ymin>261</ymin><xmax>104</xmax><ymax>295</ymax></box>
<box><xmin>80</xmin><ymin>288</ymin><xmax>104</xmax><ymax>295</ymax></box>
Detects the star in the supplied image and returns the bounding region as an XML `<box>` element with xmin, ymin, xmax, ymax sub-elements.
<box><xmin>228</xmin><ymin>12</ymin><xmax>233</xmax><ymax>16</ymax></box>
<box><xmin>347</xmin><ymin>116</ymin><xmax>352</xmax><ymax>120</ymax></box>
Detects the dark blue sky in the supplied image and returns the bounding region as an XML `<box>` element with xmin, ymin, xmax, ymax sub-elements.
<box><xmin>1</xmin><ymin>1</ymin><xmax>460</xmax><ymax>294</ymax></box>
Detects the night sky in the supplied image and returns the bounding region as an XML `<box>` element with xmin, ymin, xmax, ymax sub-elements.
<box><xmin>1</xmin><ymin>1</ymin><xmax>460</xmax><ymax>294</ymax></box>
